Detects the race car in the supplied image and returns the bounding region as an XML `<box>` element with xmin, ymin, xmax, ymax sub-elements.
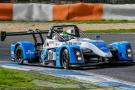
<box><xmin>0</xmin><ymin>25</ymin><xmax>133</xmax><ymax>69</ymax></box>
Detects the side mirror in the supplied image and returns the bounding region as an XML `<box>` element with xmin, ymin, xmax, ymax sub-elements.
<box><xmin>95</xmin><ymin>35</ymin><xmax>101</xmax><ymax>39</ymax></box>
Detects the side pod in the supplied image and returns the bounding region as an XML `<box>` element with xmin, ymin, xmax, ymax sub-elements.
<box><xmin>110</xmin><ymin>41</ymin><xmax>133</xmax><ymax>61</ymax></box>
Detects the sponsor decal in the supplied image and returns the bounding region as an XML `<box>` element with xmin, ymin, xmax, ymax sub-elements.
<box><xmin>26</xmin><ymin>50</ymin><xmax>34</xmax><ymax>54</ymax></box>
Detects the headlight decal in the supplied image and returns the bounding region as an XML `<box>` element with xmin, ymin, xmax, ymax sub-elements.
<box><xmin>74</xmin><ymin>48</ymin><xmax>83</xmax><ymax>61</ymax></box>
<box><xmin>126</xmin><ymin>48</ymin><xmax>133</xmax><ymax>58</ymax></box>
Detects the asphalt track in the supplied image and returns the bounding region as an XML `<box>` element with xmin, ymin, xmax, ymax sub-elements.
<box><xmin>1</xmin><ymin>33</ymin><xmax>135</xmax><ymax>83</ymax></box>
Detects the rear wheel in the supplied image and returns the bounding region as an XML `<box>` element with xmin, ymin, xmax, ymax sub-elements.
<box><xmin>61</xmin><ymin>49</ymin><xmax>70</xmax><ymax>69</ymax></box>
<box><xmin>15</xmin><ymin>46</ymin><xmax>24</xmax><ymax>65</ymax></box>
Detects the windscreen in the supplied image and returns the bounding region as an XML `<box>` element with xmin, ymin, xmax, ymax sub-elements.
<box><xmin>53</xmin><ymin>26</ymin><xmax>76</xmax><ymax>36</ymax></box>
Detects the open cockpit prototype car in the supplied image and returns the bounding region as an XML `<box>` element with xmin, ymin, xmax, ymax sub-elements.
<box><xmin>0</xmin><ymin>25</ymin><xmax>133</xmax><ymax>69</ymax></box>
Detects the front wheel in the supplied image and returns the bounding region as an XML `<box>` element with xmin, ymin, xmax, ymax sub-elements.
<box><xmin>61</xmin><ymin>49</ymin><xmax>70</xmax><ymax>69</ymax></box>
<box><xmin>15</xmin><ymin>46</ymin><xmax>24</xmax><ymax>65</ymax></box>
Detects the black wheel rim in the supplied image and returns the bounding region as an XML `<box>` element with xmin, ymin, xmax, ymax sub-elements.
<box><xmin>62</xmin><ymin>50</ymin><xmax>69</xmax><ymax>69</ymax></box>
<box><xmin>16</xmin><ymin>48</ymin><xmax>23</xmax><ymax>64</ymax></box>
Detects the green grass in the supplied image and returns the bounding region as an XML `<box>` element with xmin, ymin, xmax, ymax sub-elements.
<box><xmin>83</xmin><ymin>29</ymin><xmax>135</xmax><ymax>33</ymax></box>
<box><xmin>0</xmin><ymin>67</ymin><xmax>120</xmax><ymax>90</ymax></box>
<box><xmin>75</xmin><ymin>19</ymin><xmax>135</xmax><ymax>24</ymax></box>
<box><xmin>1</xmin><ymin>19</ymin><xmax>135</xmax><ymax>24</ymax></box>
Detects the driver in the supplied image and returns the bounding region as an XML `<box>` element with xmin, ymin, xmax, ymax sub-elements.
<box><xmin>53</xmin><ymin>31</ymin><xmax>70</xmax><ymax>42</ymax></box>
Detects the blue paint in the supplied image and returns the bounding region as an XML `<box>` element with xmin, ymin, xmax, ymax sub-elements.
<box><xmin>54</xmin><ymin>45</ymin><xmax>84</xmax><ymax>67</ymax></box>
<box><xmin>58</xmin><ymin>45</ymin><xmax>84</xmax><ymax>64</ymax></box>
<box><xmin>90</xmin><ymin>41</ymin><xmax>110</xmax><ymax>53</ymax></box>
<box><xmin>110</xmin><ymin>41</ymin><xmax>132</xmax><ymax>61</ymax></box>
<box><xmin>40</xmin><ymin>48</ymin><xmax>48</xmax><ymax>63</ymax></box>
<box><xmin>11</xmin><ymin>41</ymin><xmax>36</xmax><ymax>60</ymax></box>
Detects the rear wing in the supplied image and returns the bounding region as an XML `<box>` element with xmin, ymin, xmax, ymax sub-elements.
<box><xmin>1</xmin><ymin>31</ymin><xmax>6</xmax><ymax>41</ymax></box>
<box><xmin>1</xmin><ymin>29</ymin><xmax>49</xmax><ymax>41</ymax></box>
<box><xmin>0</xmin><ymin>29</ymin><xmax>49</xmax><ymax>48</ymax></box>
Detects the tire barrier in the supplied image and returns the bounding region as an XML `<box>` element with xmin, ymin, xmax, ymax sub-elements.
<box><xmin>0</xmin><ymin>3</ymin><xmax>135</xmax><ymax>21</ymax></box>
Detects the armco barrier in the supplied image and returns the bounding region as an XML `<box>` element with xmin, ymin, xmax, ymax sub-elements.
<box><xmin>0</xmin><ymin>3</ymin><xmax>12</xmax><ymax>20</ymax></box>
<box><xmin>53</xmin><ymin>3</ymin><xmax>103</xmax><ymax>21</ymax></box>
<box><xmin>0</xmin><ymin>3</ymin><xmax>135</xmax><ymax>21</ymax></box>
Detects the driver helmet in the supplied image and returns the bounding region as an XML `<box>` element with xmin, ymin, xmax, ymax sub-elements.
<box><xmin>59</xmin><ymin>31</ymin><xmax>69</xmax><ymax>41</ymax></box>
<box><xmin>53</xmin><ymin>31</ymin><xmax>69</xmax><ymax>42</ymax></box>
<box><xmin>67</xmin><ymin>29</ymin><xmax>74</xmax><ymax>35</ymax></box>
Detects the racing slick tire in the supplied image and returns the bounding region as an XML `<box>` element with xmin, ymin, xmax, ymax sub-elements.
<box><xmin>61</xmin><ymin>49</ymin><xmax>70</xmax><ymax>69</ymax></box>
<box><xmin>15</xmin><ymin>46</ymin><xmax>24</xmax><ymax>65</ymax></box>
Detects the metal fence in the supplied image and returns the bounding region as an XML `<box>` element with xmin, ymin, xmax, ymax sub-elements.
<box><xmin>1</xmin><ymin>0</ymin><xmax>135</xmax><ymax>4</ymax></box>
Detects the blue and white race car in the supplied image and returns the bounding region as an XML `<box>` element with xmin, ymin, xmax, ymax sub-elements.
<box><xmin>0</xmin><ymin>25</ymin><xmax>133</xmax><ymax>69</ymax></box>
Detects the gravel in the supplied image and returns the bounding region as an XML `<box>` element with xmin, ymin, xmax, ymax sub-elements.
<box><xmin>0</xmin><ymin>22</ymin><xmax>135</xmax><ymax>32</ymax></box>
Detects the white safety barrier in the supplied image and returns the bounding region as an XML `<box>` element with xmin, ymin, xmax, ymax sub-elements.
<box><xmin>1</xmin><ymin>3</ymin><xmax>135</xmax><ymax>21</ymax></box>
<box><xmin>103</xmin><ymin>4</ymin><xmax>135</xmax><ymax>20</ymax></box>
<box><xmin>13</xmin><ymin>3</ymin><xmax>53</xmax><ymax>21</ymax></box>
